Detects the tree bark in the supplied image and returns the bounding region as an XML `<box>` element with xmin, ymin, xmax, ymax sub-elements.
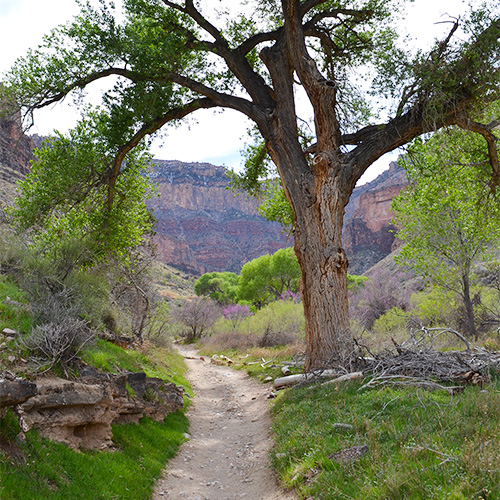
<box><xmin>461</xmin><ymin>272</ymin><xmax>478</xmax><ymax>340</ymax></box>
<box><xmin>294</xmin><ymin>170</ymin><xmax>353</xmax><ymax>371</ymax></box>
<box><xmin>268</xmin><ymin>136</ymin><xmax>354</xmax><ymax>371</ymax></box>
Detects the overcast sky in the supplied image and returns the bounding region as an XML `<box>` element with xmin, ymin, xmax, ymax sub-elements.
<box><xmin>0</xmin><ymin>0</ymin><xmax>482</xmax><ymax>184</ymax></box>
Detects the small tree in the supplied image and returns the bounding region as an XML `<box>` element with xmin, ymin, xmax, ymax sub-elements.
<box><xmin>237</xmin><ymin>247</ymin><xmax>300</xmax><ymax>307</ymax></box>
<box><xmin>194</xmin><ymin>271</ymin><xmax>239</xmax><ymax>305</ymax></box>
<box><xmin>172</xmin><ymin>297</ymin><xmax>220</xmax><ymax>343</ymax></box>
<box><xmin>223</xmin><ymin>303</ymin><xmax>253</xmax><ymax>329</ymax></box>
<box><xmin>393</xmin><ymin>125</ymin><xmax>500</xmax><ymax>339</ymax></box>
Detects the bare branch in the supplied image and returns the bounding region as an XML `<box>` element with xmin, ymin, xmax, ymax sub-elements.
<box><xmin>455</xmin><ymin>114</ymin><xmax>500</xmax><ymax>189</ymax></box>
<box><xmin>105</xmin><ymin>97</ymin><xmax>217</xmax><ymax>209</ymax></box>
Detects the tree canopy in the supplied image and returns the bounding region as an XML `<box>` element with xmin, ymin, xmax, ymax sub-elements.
<box><xmin>194</xmin><ymin>271</ymin><xmax>239</xmax><ymax>305</ymax></box>
<box><xmin>237</xmin><ymin>247</ymin><xmax>301</xmax><ymax>307</ymax></box>
<box><xmin>3</xmin><ymin>0</ymin><xmax>500</xmax><ymax>369</ymax></box>
<box><xmin>11</xmin><ymin>109</ymin><xmax>155</xmax><ymax>263</ymax></box>
<box><xmin>392</xmin><ymin>121</ymin><xmax>500</xmax><ymax>338</ymax></box>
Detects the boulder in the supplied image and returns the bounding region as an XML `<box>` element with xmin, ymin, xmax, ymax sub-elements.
<box><xmin>0</xmin><ymin>373</ymin><xmax>37</xmax><ymax>408</ymax></box>
<box><xmin>18</xmin><ymin>378</ymin><xmax>115</xmax><ymax>450</ymax></box>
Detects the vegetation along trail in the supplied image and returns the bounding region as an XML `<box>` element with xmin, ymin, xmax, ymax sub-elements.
<box><xmin>153</xmin><ymin>345</ymin><xmax>295</xmax><ymax>500</ymax></box>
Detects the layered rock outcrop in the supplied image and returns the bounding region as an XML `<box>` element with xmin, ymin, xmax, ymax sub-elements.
<box><xmin>1</xmin><ymin>370</ymin><xmax>184</xmax><ymax>450</ymax></box>
<box><xmin>148</xmin><ymin>160</ymin><xmax>291</xmax><ymax>275</ymax></box>
<box><xmin>0</xmin><ymin>102</ymin><xmax>35</xmax><ymax>206</ymax></box>
<box><xmin>343</xmin><ymin>162</ymin><xmax>408</xmax><ymax>274</ymax></box>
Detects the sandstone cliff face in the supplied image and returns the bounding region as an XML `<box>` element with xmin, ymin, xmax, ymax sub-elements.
<box><xmin>0</xmin><ymin>104</ymin><xmax>34</xmax><ymax>206</ymax></box>
<box><xmin>148</xmin><ymin>160</ymin><xmax>291</xmax><ymax>275</ymax></box>
<box><xmin>343</xmin><ymin>162</ymin><xmax>408</xmax><ymax>274</ymax></box>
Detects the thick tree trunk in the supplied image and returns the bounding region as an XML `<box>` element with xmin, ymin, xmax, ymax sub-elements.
<box><xmin>261</xmin><ymin>42</ymin><xmax>357</xmax><ymax>372</ymax></box>
<box><xmin>293</xmin><ymin>164</ymin><xmax>354</xmax><ymax>371</ymax></box>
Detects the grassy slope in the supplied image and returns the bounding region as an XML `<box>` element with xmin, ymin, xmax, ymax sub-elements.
<box><xmin>271</xmin><ymin>379</ymin><xmax>500</xmax><ymax>500</ymax></box>
<box><xmin>0</xmin><ymin>274</ymin><xmax>192</xmax><ymax>500</ymax></box>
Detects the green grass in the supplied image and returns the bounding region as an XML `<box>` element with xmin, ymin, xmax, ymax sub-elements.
<box><xmin>0</xmin><ymin>274</ymin><xmax>31</xmax><ymax>335</ymax></box>
<box><xmin>271</xmin><ymin>379</ymin><xmax>500</xmax><ymax>499</ymax></box>
<box><xmin>82</xmin><ymin>339</ymin><xmax>193</xmax><ymax>397</ymax></box>
<box><xmin>0</xmin><ymin>409</ymin><xmax>188</xmax><ymax>500</ymax></box>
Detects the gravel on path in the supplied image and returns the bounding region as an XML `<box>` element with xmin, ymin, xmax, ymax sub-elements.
<box><xmin>152</xmin><ymin>345</ymin><xmax>296</xmax><ymax>500</ymax></box>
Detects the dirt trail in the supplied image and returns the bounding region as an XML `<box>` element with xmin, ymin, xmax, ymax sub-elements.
<box><xmin>152</xmin><ymin>345</ymin><xmax>295</xmax><ymax>500</ymax></box>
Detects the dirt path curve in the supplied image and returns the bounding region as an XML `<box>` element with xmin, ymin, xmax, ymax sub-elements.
<box><xmin>152</xmin><ymin>345</ymin><xmax>296</xmax><ymax>500</ymax></box>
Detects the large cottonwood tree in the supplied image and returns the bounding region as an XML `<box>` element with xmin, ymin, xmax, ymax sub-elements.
<box><xmin>3</xmin><ymin>0</ymin><xmax>500</xmax><ymax>370</ymax></box>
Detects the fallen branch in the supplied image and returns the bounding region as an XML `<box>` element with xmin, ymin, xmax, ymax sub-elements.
<box><xmin>358</xmin><ymin>375</ymin><xmax>465</xmax><ymax>394</ymax></box>
<box><xmin>322</xmin><ymin>372</ymin><xmax>364</xmax><ymax>386</ymax></box>
<box><xmin>274</xmin><ymin>370</ymin><xmax>362</xmax><ymax>389</ymax></box>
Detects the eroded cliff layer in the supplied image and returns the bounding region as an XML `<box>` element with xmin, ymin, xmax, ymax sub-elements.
<box><xmin>147</xmin><ymin>160</ymin><xmax>291</xmax><ymax>275</ymax></box>
<box><xmin>0</xmin><ymin>105</ymin><xmax>34</xmax><ymax>206</ymax></box>
<box><xmin>343</xmin><ymin>162</ymin><xmax>408</xmax><ymax>274</ymax></box>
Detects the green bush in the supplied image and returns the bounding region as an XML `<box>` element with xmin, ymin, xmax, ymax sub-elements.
<box><xmin>372</xmin><ymin>307</ymin><xmax>408</xmax><ymax>334</ymax></box>
<box><xmin>410</xmin><ymin>287</ymin><xmax>458</xmax><ymax>327</ymax></box>
<box><xmin>242</xmin><ymin>300</ymin><xmax>305</xmax><ymax>339</ymax></box>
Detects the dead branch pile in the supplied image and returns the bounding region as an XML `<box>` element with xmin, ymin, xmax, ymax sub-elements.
<box><xmin>274</xmin><ymin>327</ymin><xmax>500</xmax><ymax>391</ymax></box>
<box><xmin>359</xmin><ymin>327</ymin><xmax>500</xmax><ymax>388</ymax></box>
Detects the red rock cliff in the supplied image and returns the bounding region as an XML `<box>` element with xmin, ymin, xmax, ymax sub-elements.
<box><xmin>147</xmin><ymin>160</ymin><xmax>291</xmax><ymax>275</ymax></box>
<box><xmin>342</xmin><ymin>162</ymin><xmax>407</xmax><ymax>274</ymax></box>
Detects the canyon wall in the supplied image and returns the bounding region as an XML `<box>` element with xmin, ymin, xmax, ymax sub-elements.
<box><xmin>147</xmin><ymin>160</ymin><xmax>291</xmax><ymax>275</ymax></box>
<box><xmin>0</xmin><ymin>104</ymin><xmax>34</xmax><ymax>206</ymax></box>
<box><xmin>0</xmin><ymin>104</ymin><xmax>407</xmax><ymax>276</ymax></box>
<box><xmin>343</xmin><ymin>162</ymin><xmax>407</xmax><ymax>274</ymax></box>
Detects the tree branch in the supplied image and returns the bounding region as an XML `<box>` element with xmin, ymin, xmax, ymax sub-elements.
<box><xmin>283</xmin><ymin>0</ymin><xmax>340</xmax><ymax>150</ymax></box>
<box><xmin>105</xmin><ymin>97</ymin><xmax>216</xmax><ymax>209</ymax></box>
<box><xmin>455</xmin><ymin>115</ymin><xmax>500</xmax><ymax>189</ymax></box>
<box><xmin>168</xmin><ymin>73</ymin><xmax>257</xmax><ymax>118</ymax></box>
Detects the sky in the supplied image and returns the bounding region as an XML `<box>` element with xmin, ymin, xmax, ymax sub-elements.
<box><xmin>0</xmin><ymin>0</ymin><xmax>482</xmax><ymax>184</ymax></box>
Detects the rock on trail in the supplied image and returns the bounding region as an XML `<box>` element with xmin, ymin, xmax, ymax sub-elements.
<box><xmin>153</xmin><ymin>345</ymin><xmax>295</xmax><ymax>500</ymax></box>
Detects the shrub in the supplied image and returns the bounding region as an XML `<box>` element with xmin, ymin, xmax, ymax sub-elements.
<box><xmin>200</xmin><ymin>331</ymin><xmax>260</xmax><ymax>352</ymax></box>
<box><xmin>372</xmin><ymin>307</ymin><xmax>409</xmax><ymax>334</ymax></box>
<box><xmin>172</xmin><ymin>297</ymin><xmax>221</xmax><ymax>342</ymax></box>
<box><xmin>350</xmin><ymin>268</ymin><xmax>417</xmax><ymax>330</ymax></box>
<box><xmin>259</xmin><ymin>328</ymin><xmax>298</xmax><ymax>347</ymax></box>
<box><xmin>241</xmin><ymin>299</ymin><xmax>305</xmax><ymax>346</ymax></box>
<box><xmin>223</xmin><ymin>303</ymin><xmax>253</xmax><ymax>328</ymax></box>
<box><xmin>22</xmin><ymin>318</ymin><xmax>94</xmax><ymax>375</ymax></box>
<box><xmin>409</xmin><ymin>287</ymin><xmax>458</xmax><ymax>327</ymax></box>
<box><xmin>142</xmin><ymin>302</ymin><xmax>173</xmax><ymax>347</ymax></box>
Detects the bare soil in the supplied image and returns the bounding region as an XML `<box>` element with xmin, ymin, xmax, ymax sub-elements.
<box><xmin>152</xmin><ymin>345</ymin><xmax>296</xmax><ymax>500</ymax></box>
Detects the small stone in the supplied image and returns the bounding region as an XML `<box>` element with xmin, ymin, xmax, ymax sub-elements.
<box><xmin>183</xmin><ymin>432</ymin><xmax>191</xmax><ymax>440</ymax></box>
<box><xmin>332</xmin><ymin>423</ymin><xmax>354</xmax><ymax>432</ymax></box>
<box><xmin>7</xmin><ymin>355</ymin><xmax>16</xmax><ymax>363</ymax></box>
<box><xmin>2</xmin><ymin>328</ymin><xmax>17</xmax><ymax>336</ymax></box>
<box><xmin>263</xmin><ymin>376</ymin><xmax>273</xmax><ymax>383</ymax></box>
